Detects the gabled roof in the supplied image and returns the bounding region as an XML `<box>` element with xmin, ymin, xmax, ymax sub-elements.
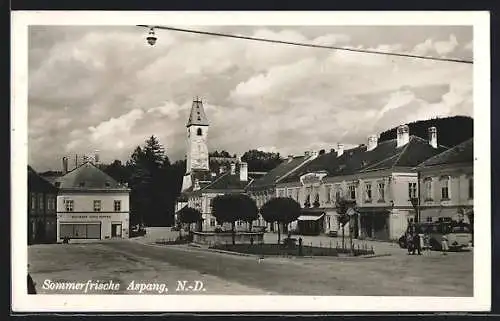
<box><xmin>186</xmin><ymin>99</ymin><xmax>209</xmax><ymax>127</ymax></box>
<box><xmin>417</xmin><ymin>138</ymin><xmax>473</xmax><ymax>168</ymax></box>
<box><xmin>281</xmin><ymin>148</ymin><xmax>364</xmax><ymax>183</ymax></box>
<box><xmin>55</xmin><ymin>162</ymin><xmax>129</xmax><ymax>191</ymax></box>
<box><xmin>281</xmin><ymin>136</ymin><xmax>448</xmax><ymax>183</ymax></box>
<box><xmin>202</xmin><ymin>170</ymin><xmax>252</xmax><ymax>192</ymax></box>
<box><xmin>248</xmin><ymin>156</ymin><xmax>310</xmax><ymax>189</ymax></box>
<box><xmin>359</xmin><ymin>136</ymin><xmax>448</xmax><ymax>172</ymax></box>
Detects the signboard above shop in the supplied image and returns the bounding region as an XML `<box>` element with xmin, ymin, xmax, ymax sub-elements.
<box><xmin>300</xmin><ymin>172</ymin><xmax>328</xmax><ymax>186</ymax></box>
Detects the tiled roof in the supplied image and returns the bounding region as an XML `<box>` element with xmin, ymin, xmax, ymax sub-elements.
<box><xmin>360</xmin><ymin>136</ymin><xmax>448</xmax><ymax>172</ymax></box>
<box><xmin>248</xmin><ymin>156</ymin><xmax>310</xmax><ymax>189</ymax></box>
<box><xmin>281</xmin><ymin>149</ymin><xmax>363</xmax><ymax>183</ymax></box>
<box><xmin>55</xmin><ymin>162</ymin><xmax>129</xmax><ymax>191</ymax></box>
<box><xmin>202</xmin><ymin>171</ymin><xmax>252</xmax><ymax>191</ymax></box>
<box><xmin>186</xmin><ymin>99</ymin><xmax>209</xmax><ymax>127</ymax></box>
<box><xmin>281</xmin><ymin>136</ymin><xmax>448</xmax><ymax>183</ymax></box>
<box><xmin>417</xmin><ymin>138</ymin><xmax>473</xmax><ymax>168</ymax></box>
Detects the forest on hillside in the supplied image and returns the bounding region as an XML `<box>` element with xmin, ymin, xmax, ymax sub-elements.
<box><xmin>378</xmin><ymin>116</ymin><xmax>473</xmax><ymax>148</ymax></box>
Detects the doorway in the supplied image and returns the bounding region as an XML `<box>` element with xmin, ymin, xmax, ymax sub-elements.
<box><xmin>111</xmin><ymin>223</ymin><xmax>122</xmax><ymax>238</ymax></box>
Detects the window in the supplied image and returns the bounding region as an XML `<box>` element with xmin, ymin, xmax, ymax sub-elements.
<box><xmin>348</xmin><ymin>185</ymin><xmax>356</xmax><ymax>200</ymax></box>
<box><xmin>335</xmin><ymin>188</ymin><xmax>341</xmax><ymax>201</ymax></box>
<box><xmin>365</xmin><ymin>183</ymin><xmax>372</xmax><ymax>202</ymax></box>
<box><xmin>93</xmin><ymin>200</ymin><xmax>102</xmax><ymax>212</ymax></box>
<box><xmin>197</xmin><ymin>128</ymin><xmax>202</xmax><ymax>136</ymax></box>
<box><xmin>325</xmin><ymin>186</ymin><xmax>331</xmax><ymax>203</ymax></box>
<box><xmin>31</xmin><ymin>193</ymin><xmax>36</xmax><ymax>210</ymax></box>
<box><xmin>47</xmin><ymin>196</ymin><xmax>55</xmax><ymax>210</ymax></box>
<box><xmin>424</xmin><ymin>178</ymin><xmax>433</xmax><ymax>200</ymax></box>
<box><xmin>426</xmin><ymin>216</ymin><xmax>433</xmax><ymax>223</ymax></box>
<box><xmin>440</xmin><ymin>176</ymin><xmax>450</xmax><ymax>200</ymax></box>
<box><xmin>38</xmin><ymin>193</ymin><xmax>44</xmax><ymax>210</ymax></box>
<box><xmin>468</xmin><ymin>177</ymin><xmax>473</xmax><ymax>199</ymax></box>
<box><xmin>210</xmin><ymin>218</ymin><xmax>216</xmax><ymax>227</ymax></box>
<box><xmin>408</xmin><ymin>182</ymin><xmax>417</xmax><ymax>199</ymax></box>
<box><xmin>114</xmin><ymin>200</ymin><xmax>121</xmax><ymax>212</ymax></box>
<box><xmin>295</xmin><ymin>188</ymin><xmax>300</xmax><ymax>201</ymax></box>
<box><xmin>304</xmin><ymin>194</ymin><xmax>311</xmax><ymax>207</ymax></box>
<box><xmin>378</xmin><ymin>183</ymin><xmax>385</xmax><ymax>201</ymax></box>
<box><xmin>79</xmin><ymin>182</ymin><xmax>85</xmax><ymax>187</ymax></box>
<box><xmin>313</xmin><ymin>193</ymin><xmax>320</xmax><ymax>207</ymax></box>
<box><xmin>65</xmin><ymin>199</ymin><xmax>74</xmax><ymax>212</ymax></box>
<box><xmin>287</xmin><ymin>188</ymin><xmax>293</xmax><ymax>198</ymax></box>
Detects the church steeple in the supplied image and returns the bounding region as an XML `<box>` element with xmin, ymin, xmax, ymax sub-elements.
<box><xmin>186</xmin><ymin>97</ymin><xmax>209</xmax><ymax>127</ymax></box>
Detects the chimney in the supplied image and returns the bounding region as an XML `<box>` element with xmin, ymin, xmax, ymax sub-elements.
<box><xmin>94</xmin><ymin>150</ymin><xmax>100</xmax><ymax>164</ymax></box>
<box><xmin>396</xmin><ymin>124</ymin><xmax>410</xmax><ymax>148</ymax></box>
<box><xmin>367</xmin><ymin>134</ymin><xmax>378</xmax><ymax>151</ymax></box>
<box><xmin>330</xmin><ymin>148</ymin><xmax>335</xmax><ymax>153</ymax></box>
<box><xmin>240</xmin><ymin>162</ymin><xmax>248</xmax><ymax>181</ymax></box>
<box><xmin>310</xmin><ymin>151</ymin><xmax>319</xmax><ymax>158</ymax></box>
<box><xmin>337</xmin><ymin>143</ymin><xmax>344</xmax><ymax>157</ymax></box>
<box><xmin>62</xmin><ymin>157</ymin><xmax>68</xmax><ymax>174</ymax></box>
<box><xmin>288</xmin><ymin>155</ymin><xmax>294</xmax><ymax>163</ymax></box>
<box><xmin>219</xmin><ymin>165</ymin><xmax>225</xmax><ymax>174</ymax></box>
<box><xmin>428</xmin><ymin>126</ymin><xmax>438</xmax><ymax>148</ymax></box>
<box><xmin>304</xmin><ymin>151</ymin><xmax>310</xmax><ymax>157</ymax></box>
<box><xmin>230</xmin><ymin>163</ymin><xmax>236</xmax><ymax>175</ymax></box>
<box><xmin>75</xmin><ymin>154</ymin><xmax>79</xmax><ymax>169</ymax></box>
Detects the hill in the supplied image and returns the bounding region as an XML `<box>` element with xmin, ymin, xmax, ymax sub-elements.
<box><xmin>379</xmin><ymin>116</ymin><xmax>473</xmax><ymax>148</ymax></box>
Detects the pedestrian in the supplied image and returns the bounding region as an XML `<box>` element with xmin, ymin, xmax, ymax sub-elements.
<box><xmin>441</xmin><ymin>235</ymin><xmax>449</xmax><ymax>255</ymax></box>
<box><xmin>423</xmin><ymin>234</ymin><xmax>431</xmax><ymax>255</ymax></box>
<box><xmin>27</xmin><ymin>273</ymin><xmax>37</xmax><ymax>294</ymax></box>
<box><xmin>407</xmin><ymin>232</ymin><xmax>414</xmax><ymax>255</ymax></box>
<box><xmin>413</xmin><ymin>233</ymin><xmax>422</xmax><ymax>255</ymax></box>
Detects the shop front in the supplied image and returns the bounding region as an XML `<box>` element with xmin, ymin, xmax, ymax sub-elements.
<box><xmin>296</xmin><ymin>209</ymin><xmax>325</xmax><ymax>235</ymax></box>
<box><xmin>57</xmin><ymin>212</ymin><xmax>129</xmax><ymax>241</ymax></box>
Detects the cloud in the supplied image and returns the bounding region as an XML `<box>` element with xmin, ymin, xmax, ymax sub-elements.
<box><xmin>27</xmin><ymin>26</ymin><xmax>473</xmax><ymax>171</ymax></box>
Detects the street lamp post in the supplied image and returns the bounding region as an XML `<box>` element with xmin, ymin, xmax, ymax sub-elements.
<box><xmin>410</xmin><ymin>197</ymin><xmax>419</xmax><ymax>223</ymax></box>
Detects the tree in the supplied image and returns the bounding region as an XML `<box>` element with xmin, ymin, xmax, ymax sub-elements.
<box><xmin>241</xmin><ymin>149</ymin><xmax>283</xmax><ymax>172</ymax></box>
<box><xmin>211</xmin><ymin>194</ymin><xmax>257</xmax><ymax>244</ymax></box>
<box><xmin>335</xmin><ymin>197</ymin><xmax>357</xmax><ymax>249</ymax></box>
<box><xmin>260</xmin><ymin>197</ymin><xmax>301</xmax><ymax>245</ymax></box>
<box><xmin>240</xmin><ymin>195</ymin><xmax>259</xmax><ymax>232</ymax></box>
<box><xmin>178</xmin><ymin>207</ymin><xmax>203</xmax><ymax>233</ymax></box>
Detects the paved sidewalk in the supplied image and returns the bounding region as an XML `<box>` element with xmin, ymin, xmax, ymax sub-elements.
<box><xmin>264</xmin><ymin>233</ymin><xmax>404</xmax><ymax>256</ymax></box>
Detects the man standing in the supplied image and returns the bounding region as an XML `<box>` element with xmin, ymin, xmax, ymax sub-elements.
<box><xmin>27</xmin><ymin>273</ymin><xmax>37</xmax><ymax>294</ymax></box>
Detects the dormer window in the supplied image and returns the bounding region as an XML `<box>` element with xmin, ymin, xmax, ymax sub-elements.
<box><xmin>197</xmin><ymin>128</ymin><xmax>202</xmax><ymax>136</ymax></box>
<box><xmin>79</xmin><ymin>182</ymin><xmax>85</xmax><ymax>187</ymax></box>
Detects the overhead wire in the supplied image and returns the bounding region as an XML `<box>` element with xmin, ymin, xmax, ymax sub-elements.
<box><xmin>137</xmin><ymin>25</ymin><xmax>473</xmax><ymax>64</ymax></box>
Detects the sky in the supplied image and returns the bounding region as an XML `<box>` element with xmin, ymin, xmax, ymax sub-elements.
<box><xmin>28</xmin><ymin>25</ymin><xmax>473</xmax><ymax>172</ymax></box>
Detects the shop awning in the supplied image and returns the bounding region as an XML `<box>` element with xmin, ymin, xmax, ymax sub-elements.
<box><xmin>356</xmin><ymin>207</ymin><xmax>390</xmax><ymax>215</ymax></box>
<box><xmin>298</xmin><ymin>213</ymin><xmax>325</xmax><ymax>221</ymax></box>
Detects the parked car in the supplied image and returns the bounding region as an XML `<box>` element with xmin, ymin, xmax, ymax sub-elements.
<box><xmin>398</xmin><ymin>221</ymin><xmax>472</xmax><ymax>251</ymax></box>
<box><xmin>327</xmin><ymin>230</ymin><xmax>338</xmax><ymax>237</ymax></box>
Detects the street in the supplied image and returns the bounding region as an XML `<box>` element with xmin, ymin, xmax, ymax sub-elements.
<box><xmin>28</xmin><ymin>237</ymin><xmax>473</xmax><ymax>296</ymax></box>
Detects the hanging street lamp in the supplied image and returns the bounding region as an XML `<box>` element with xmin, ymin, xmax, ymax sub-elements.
<box><xmin>146</xmin><ymin>27</ymin><xmax>157</xmax><ymax>46</ymax></box>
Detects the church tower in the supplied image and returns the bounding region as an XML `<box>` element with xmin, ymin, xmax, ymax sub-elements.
<box><xmin>181</xmin><ymin>97</ymin><xmax>209</xmax><ymax>191</ymax></box>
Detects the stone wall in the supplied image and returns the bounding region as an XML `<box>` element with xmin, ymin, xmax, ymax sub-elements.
<box><xmin>192</xmin><ymin>231</ymin><xmax>264</xmax><ymax>245</ymax></box>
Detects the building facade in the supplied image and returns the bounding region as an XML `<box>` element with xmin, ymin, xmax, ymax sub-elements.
<box><xmin>54</xmin><ymin>161</ymin><xmax>130</xmax><ymax>242</ymax></box>
<box><xmin>246</xmin><ymin>153</ymin><xmax>316</xmax><ymax>232</ymax></box>
<box><xmin>417</xmin><ymin>138</ymin><xmax>473</xmax><ymax>225</ymax></box>
<box><xmin>276</xmin><ymin>125</ymin><xmax>448</xmax><ymax>240</ymax></box>
<box><xmin>28</xmin><ymin>166</ymin><xmax>59</xmax><ymax>244</ymax></box>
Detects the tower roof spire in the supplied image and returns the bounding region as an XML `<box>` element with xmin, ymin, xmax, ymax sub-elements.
<box><xmin>186</xmin><ymin>97</ymin><xmax>209</xmax><ymax>127</ymax></box>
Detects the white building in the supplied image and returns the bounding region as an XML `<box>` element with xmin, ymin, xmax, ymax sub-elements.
<box><xmin>54</xmin><ymin>161</ymin><xmax>131</xmax><ymax>241</ymax></box>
